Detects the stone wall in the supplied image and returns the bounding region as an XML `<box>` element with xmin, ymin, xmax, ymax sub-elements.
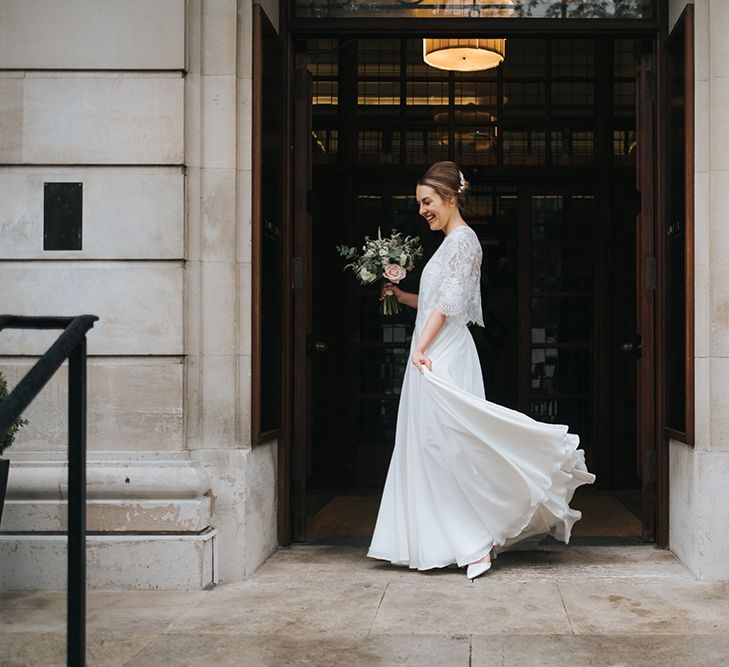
<box><xmin>0</xmin><ymin>0</ymin><xmax>278</xmax><ymax>588</ymax></box>
<box><xmin>668</xmin><ymin>0</ymin><xmax>729</xmax><ymax>580</ymax></box>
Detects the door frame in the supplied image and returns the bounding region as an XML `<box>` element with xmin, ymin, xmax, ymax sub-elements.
<box><xmin>278</xmin><ymin>13</ymin><xmax>670</xmax><ymax>547</ymax></box>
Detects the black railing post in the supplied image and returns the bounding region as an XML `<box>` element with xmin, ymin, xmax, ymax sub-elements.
<box><xmin>67</xmin><ymin>337</ymin><xmax>87</xmax><ymax>667</ymax></box>
<box><xmin>0</xmin><ymin>315</ymin><xmax>97</xmax><ymax>667</ymax></box>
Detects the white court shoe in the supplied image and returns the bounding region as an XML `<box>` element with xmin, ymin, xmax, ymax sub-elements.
<box><xmin>466</xmin><ymin>555</ymin><xmax>492</xmax><ymax>580</ymax></box>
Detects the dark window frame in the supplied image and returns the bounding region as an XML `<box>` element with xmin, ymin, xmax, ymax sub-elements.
<box><xmin>252</xmin><ymin>4</ymin><xmax>287</xmax><ymax>445</ymax></box>
<box><xmin>662</xmin><ymin>4</ymin><xmax>694</xmax><ymax>445</ymax></box>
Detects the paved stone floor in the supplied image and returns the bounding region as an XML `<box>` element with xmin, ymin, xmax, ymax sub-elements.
<box><xmin>2</xmin><ymin>543</ymin><xmax>729</xmax><ymax>666</ymax></box>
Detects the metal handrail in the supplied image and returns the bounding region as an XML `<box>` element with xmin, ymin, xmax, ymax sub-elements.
<box><xmin>0</xmin><ymin>314</ymin><xmax>98</xmax><ymax>667</ymax></box>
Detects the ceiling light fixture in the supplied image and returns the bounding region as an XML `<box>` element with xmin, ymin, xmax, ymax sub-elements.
<box><xmin>422</xmin><ymin>1</ymin><xmax>514</xmax><ymax>72</ymax></box>
<box><xmin>423</xmin><ymin>38</ymin><xmax>506</xmax><ymax>71</ymax></box>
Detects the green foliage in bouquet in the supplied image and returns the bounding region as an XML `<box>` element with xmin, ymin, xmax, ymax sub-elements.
<box><xmin>337</xmin><ymin>228</ymin><xmax>424</xmax><ymax>315</ymax></box>
<box><xmin>337</xmin><ymin>227</ymin><xmax>423</xmax><ymax>281</ymax></box>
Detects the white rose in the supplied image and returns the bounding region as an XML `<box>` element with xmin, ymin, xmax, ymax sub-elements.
<box><xmin>359</xmin><ymin>267</ymin><xmax>376</xmax><ymax>283</ymax></box>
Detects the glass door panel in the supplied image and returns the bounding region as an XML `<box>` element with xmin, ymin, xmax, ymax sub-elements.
<box><xmin>349</xmin><ymin>186</ymin><xmax>596</xmax><ymax>486</ymax></box>
<box><xmin>294</xmin><ymin>1</ymin><xmax>655</xmax><ymax>20</ymax></box>
<box><xmin>352</xmin><ymin>190</ymin><xmax>422</xmax><ymax>486</ymax></box>
<box><xmin>469</xmin><ymin>184</ymin><xmax>519</xmax><ymax>409</ymax></box>
<box><xmin>527</xmin><ymin>193</ymin><xmax>596</xmax><ymax>462</ymax></box>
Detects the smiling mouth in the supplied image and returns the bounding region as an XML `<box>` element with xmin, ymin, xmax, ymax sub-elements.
<box><xmin>424</xmin><ymin>214</ymin><xmax>436</xmax><ymax>223</ymax></box>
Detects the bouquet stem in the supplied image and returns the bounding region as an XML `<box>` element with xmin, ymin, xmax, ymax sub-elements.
<box><xmin>381</xmin><ymin>291</ymin><xmax>401</xmax><ymax>316</ymax></box>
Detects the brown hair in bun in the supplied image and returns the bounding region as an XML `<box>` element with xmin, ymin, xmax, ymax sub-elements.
<box><xmin>417</xmin><ymin>161</ymin><xmax>470</xmax><ymax>212</ymax></box>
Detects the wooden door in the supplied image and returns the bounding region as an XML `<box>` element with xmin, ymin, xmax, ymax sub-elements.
<box><xmin>635</xmin><ymin>47</ymin><xmax>658</xmax><ymax>541</ymax></box>
<box><xmin>342</xmin><ymin>179</ymin><xmax>611</xmax><ymax>488</ymax></box>
<box><xmin>330</xmin><ymin>178</ymin><xmax>640</xmax><ymax>491</ymax></box>
<box><xmin>519</xmin><ymin>185</ymin><xmax>599</xmax><ymax>475</ymax></box>
<box><xmin>291</xmin><ymin>53</ymin><xmax>314</xmax><ymax>541</ymax></box>
<box><xmin>348</xmin><ymin>181</ymin><xmax>434</xmax><ymax>488</ymax></box>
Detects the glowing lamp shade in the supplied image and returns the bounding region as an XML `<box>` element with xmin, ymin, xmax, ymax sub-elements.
<box><xmin>423</xmin><ymin>39</ymin><xmax>506</xmax><ymax>72</ymax></box>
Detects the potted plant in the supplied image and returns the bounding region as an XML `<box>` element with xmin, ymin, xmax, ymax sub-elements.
<box><xmin>0</xmin><ymin>370</ymin><xmax>29</xmax><ymax>526</ymax></box>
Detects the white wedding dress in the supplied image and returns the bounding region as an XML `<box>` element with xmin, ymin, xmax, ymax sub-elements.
<box><xmin>367</xmin><ymin>225</ymin><xmax>596</xmax><ymax>570</ymax></box>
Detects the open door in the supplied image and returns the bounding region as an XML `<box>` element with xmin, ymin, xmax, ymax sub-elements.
<box><xmin>291</xmin><ymin>51</ymin><xmax>315</xmax><ymax>541</ymax></box>
<box><xmin>635</xmin><ymin>44</ymin><xmax>658</xmax><ymax>542</ymax></box>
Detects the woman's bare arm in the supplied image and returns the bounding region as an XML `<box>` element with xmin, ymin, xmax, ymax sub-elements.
<box><xmin>411</xmin><ymin>309</ymin><xmax>446</xmax><ymax>373</ymax></box>
<box><xmin>397</xmin><ymin>290</ymin><xmax>419</xmax><ymax>309</ymax></box>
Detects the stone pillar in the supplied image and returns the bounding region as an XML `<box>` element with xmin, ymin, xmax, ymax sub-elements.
<box><xmin>669</xmin><ymin>0</ymin><xmax>729</xmax><ymax>580</ymax></box>
<box><xmin>184</xmin><ymin>0</ymin><xmax>278</xmax><ymax>581</ymax></box>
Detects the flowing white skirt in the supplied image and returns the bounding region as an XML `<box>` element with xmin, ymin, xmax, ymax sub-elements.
<box><xmin>367</xmin><ymin>318</ymin><xmax>596</xmax><ymax>570</ymax></box>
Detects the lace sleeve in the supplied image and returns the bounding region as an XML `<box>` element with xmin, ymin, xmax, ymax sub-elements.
<box><xmin>433</xmin><ymin>231</ymin><xmax>482</xmax><ymax>321</ymax></box>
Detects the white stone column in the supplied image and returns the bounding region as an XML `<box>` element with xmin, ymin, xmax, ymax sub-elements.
<box><xmin>185</xmin><ymin>0</ymin><xmax>278</xmax><ymax>582</ymax></box>
<box><xmin>669</xmin><ymin>0</ymin><xmax>729</xmax><ymax>580</ymax></box>
<box><xmin>699</xmin><ymin>0</ymin><xmax>729</xmax><ymax>579</ymax></box>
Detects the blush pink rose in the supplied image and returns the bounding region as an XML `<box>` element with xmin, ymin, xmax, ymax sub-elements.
<box><xmin>383</xmin><ymin>263</ymin><xmax>407</xmax><ymax>283</ymax></box>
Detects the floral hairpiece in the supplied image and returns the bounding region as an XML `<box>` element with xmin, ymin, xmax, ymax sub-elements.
<box><xmin>457</xmin><ymin>170</ymin><xmax>465</xmax><ymax>194</ymax></box>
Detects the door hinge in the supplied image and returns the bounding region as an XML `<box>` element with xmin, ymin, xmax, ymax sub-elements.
<box><xmin>645</xmin><ymin>257</ymin><xmax>656</xmax><ymax>290</ymax></box>
<box><xmin>292</xmin><ymin>256</ymin><xmax>304</xmax><ymax>290</ymax></box>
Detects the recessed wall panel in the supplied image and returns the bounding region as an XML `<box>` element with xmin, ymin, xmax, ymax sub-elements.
<box><xmin>43</xmin><ymin>182</ymin><xmax>83</xmax><ymax>251</ymax></box>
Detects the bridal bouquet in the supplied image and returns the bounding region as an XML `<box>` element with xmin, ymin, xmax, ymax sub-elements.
<box><xmin>337</xmin><ymin>228</ymin><xmax>423</xmax><ymax>315</ymax></box>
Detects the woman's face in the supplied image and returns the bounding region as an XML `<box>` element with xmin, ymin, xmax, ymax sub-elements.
<box><xmin>416</xmin><ymin>185</ymin><xmax>453</xmax><ymax>232</ymax></box>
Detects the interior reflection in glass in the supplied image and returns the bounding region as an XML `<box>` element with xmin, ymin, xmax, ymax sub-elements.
<box><xmin>295</xmin><ymin>1</ymin><xmax>652</xmax><ymax>20</ymax></box>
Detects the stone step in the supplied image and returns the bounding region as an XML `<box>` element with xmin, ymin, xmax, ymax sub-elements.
<box><xmin>0</xmin><ymin>528</ymin><xmax>218</xmax><ymax>590</ymax></box>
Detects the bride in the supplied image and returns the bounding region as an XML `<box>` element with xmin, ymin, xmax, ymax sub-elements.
<box><xmin>366</xmin><ymin>161</ymin><xmax>595</xmax><ymax>580</ymax></box>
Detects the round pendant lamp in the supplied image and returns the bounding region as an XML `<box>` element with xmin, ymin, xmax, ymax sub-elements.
<box><xmin>423</xmin><ymin>38</ymin><xmax>506</xmax><ymax>72</ymax></box>
<box><xmin>422</xmin><ymin>1</ymin><xmax>513</xmax><ymax>72</ymax></box>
